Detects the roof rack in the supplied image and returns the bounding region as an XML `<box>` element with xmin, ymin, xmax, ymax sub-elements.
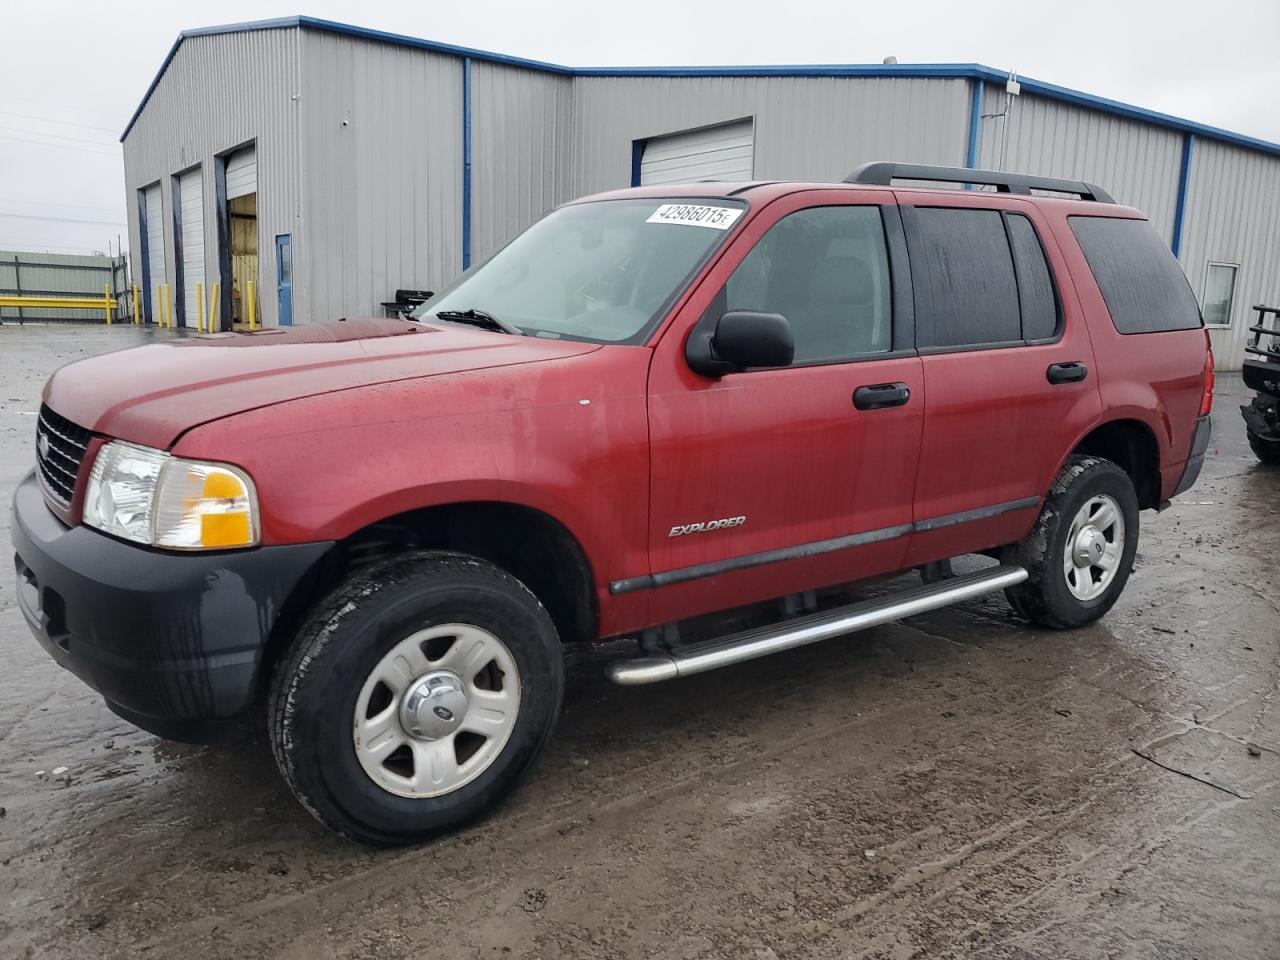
<box><xmin>844</xmin><ymin>161</ymin><xmax>1115</xmax><ymax>204</ymax></box>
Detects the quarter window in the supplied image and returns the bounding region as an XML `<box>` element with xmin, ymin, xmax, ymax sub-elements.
<box><xmin>1202</xmin><ymin>262</ymin><xmax>1238</xmax><ymax>327</ymax></box>
<box><xmin>1069</xmin><ymin>216</ymin><xmax>1202</xmax><ymax>334</ymax></box>
<box><xmin>718</xmin><ymin>205</ymin><xmax>892</xmax><ymax>363</ymax></box>
<box><xmin>1005</xmin><ymin>214</ymin><xmax>1059</xmax><ymax>341</ymax></box>
<box><xmin>911</xmin><ymin>208</ymin><xmax>1021</xmax><ymax>348</ymax></box>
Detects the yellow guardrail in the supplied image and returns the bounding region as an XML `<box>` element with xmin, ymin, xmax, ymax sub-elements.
<box><xmin>1</xmin><ymin>281</ymin><xmax>239</xmax><ymax>332</ymax></box>
<box><xmin>0</xmin><ymin>283</ymin><xmax>117</xmax><ymax>324</ymax></box>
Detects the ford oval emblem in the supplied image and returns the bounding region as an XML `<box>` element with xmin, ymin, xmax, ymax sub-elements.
<box><xmin>37</xmin><ymin>432</ymin><xmax>50</xmax><ymax>461</ymax></box>
<box><xmin>432</xmin><ymin>705</ymin><xmax>454</xmax><ymax>722</ymax></box>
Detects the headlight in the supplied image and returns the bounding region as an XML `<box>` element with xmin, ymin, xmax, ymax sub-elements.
<box><xmin>83</xmin><ymin>441</ymin><xmax>259</xmax><ymax>550</ymax></box>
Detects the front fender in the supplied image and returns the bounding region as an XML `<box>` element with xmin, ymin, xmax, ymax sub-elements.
<box><xmin>171</xmin><ymin>348</ymin><xmax>653</xmax><ymax>586</ymax></box>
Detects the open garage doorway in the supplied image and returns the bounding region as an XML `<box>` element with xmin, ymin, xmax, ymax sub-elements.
<box><xmin>215</xmin><ymin>144</ymin><xmax>259</xmax><ymax>329</ymax></box>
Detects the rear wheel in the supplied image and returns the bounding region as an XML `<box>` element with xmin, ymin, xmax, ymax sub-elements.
<box><xmin>1003</xmin><ymin>456</ymin><xmax>1139</xmax><ymax>629</ymax></box>
<box><xmin>269</xmin><ymin>551</ymin><xmax>563</xmax><ymax>846</ymax></box>
<box><xmin>1247</xmin><ymin>429</ymin><xmax>1280</xmax><ymax>465</ymax></box>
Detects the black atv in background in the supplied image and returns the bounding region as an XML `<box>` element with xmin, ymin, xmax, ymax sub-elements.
<box><xmin>1242</xmin><ymin>304</ymin><xmax>1280</xmax><ymax>465</ymax></box>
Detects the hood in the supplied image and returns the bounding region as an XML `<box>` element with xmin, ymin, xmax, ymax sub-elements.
<box><xmin>44</xmin><ymin>318</ymin><xmax>601</xmax><ymax>449</ymax></box>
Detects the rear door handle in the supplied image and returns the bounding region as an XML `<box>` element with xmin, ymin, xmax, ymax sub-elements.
<box><xmin>1046</xmin><ymin>361</ymin><xmax>1088</xmax><ymax>385</ymax></box>
<box><xmin>853</xmin><ymin>382</ymin><xmax>911</xmax><ymax>410</ymax></box>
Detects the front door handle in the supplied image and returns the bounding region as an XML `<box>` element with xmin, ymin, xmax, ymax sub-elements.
<box><xmin>1046</xmin><ymin>361</ymin><xmax>1088</xmax><ymax>385</ymax></box>
<box><xmin>853</xmin><ymin>382</ymin><xmax>911</xmax><ymax>410</ymax></box>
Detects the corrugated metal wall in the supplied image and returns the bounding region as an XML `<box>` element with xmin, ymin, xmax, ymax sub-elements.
<box><xmin>570</xmin><ymin>76</ymin><xmax>971</xmax><ymax>196</ymax></box>
<box><xmin>1179</xmin><ymin>137</ymin><xmax>1280</xmax><ymax>368</ymax></box>
<box><xmin>470</xmin><ymin>62</ymin><xmax>573</xmax><ymax>262</ymax></box>
<box><xmin>298</xmin><ymin>30</ymin><xmax>463</xmax><ymax>321</ymax></box>
<box><xmin>975</xmin><ymin>85</ymin><xmax>1184</xmax><ymax>241</ymax></box>
<box><xmin>121</xmin><ymin>28</ymin><xmax>1280</xmax><ymax>365</ymax></box>
<box><xmin>0</xmin><ymin>251</ymin><xmax>126</xmax><ymax>322</ymax></box>
<box><xmin>123</xmin><ymin>27</ymin><xmax>302</xmax><ymax>328</ymax></box>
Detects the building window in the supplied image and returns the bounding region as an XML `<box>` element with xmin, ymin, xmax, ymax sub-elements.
<box><xmin>1202</xmin><ymin>262</ymin><xmax>1238</xmax><ymax>328</ymax></box>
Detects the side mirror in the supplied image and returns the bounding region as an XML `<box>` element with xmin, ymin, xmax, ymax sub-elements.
<box><xmin>687</xmin><ymin>311</ymin><xmax>795</xmax><ymax>377</ymax></box>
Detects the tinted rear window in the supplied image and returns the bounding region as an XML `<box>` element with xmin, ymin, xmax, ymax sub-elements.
<box><xmin>1069</xmin><ymin>217</ymin><xmax>1202</xmax><ymax>334</ymax></box>
<box><xmin>913</xmin><ymin>207</ymin><xmax>1021</xmax><ymax>347</ymax></box>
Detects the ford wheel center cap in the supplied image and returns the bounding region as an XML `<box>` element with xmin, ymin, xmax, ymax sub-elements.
<box><xmin>399</xmin><ymin>671</ymin><xmax>468</xmax><ymax>741</ymax></box>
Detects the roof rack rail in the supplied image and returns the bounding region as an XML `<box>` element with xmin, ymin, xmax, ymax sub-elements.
<box><xmin>844</xmin><ymin>161</ymin><xmax>1115</xmax><ymax>204</ymax></box>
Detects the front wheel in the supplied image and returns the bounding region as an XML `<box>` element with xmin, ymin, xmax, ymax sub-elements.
<box><xmin>1003</xmin><ymin>456</ymin><xmax>1140</xmax><ymax>629</ymax></box>
<box><xmin>269</xmin><ymin>551</ymin><xmax>564</xmax><ymax>846</ymax></box>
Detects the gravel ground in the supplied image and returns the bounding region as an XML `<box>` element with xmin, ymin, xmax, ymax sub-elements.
<box><xmin>1</xmin><ymin>323</ymin><xmax>1277</xmax><ymax>960</ymax></box>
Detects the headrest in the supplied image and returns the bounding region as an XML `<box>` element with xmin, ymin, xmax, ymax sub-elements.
<box><xmin>811</xmin><ymin>257</ymin><xmax>875</xmax><ymax>306</ymax></box>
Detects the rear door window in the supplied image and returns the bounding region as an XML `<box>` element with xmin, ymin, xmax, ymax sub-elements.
<box><xmin>1069</xmin><ymin>216</ymin><xmax>1202</xmax><ymax>333</ymax></box>
<box><xmin>910</xmin><ymin>208</ymin><xmax>1021</xmax><ymax>348</ymax></box>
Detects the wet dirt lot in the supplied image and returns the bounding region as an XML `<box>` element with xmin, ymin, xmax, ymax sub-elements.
<box><xmin>1</xmin><ymin>324</ymin><xmax>1277</xmax><ymax>960</ymax></box>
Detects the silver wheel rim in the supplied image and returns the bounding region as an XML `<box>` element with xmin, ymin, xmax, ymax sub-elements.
<box><xmin>1062</xmin><ymin>494</ymin><xmax>1124</xmax><ymax>602</ymax></box>
<box><xmin>353</xmin><ymin>623</ymin><xmax>521</xmax><ymax>799</ymax></box>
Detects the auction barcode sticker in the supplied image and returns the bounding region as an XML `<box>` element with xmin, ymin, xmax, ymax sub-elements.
<box><xmin>646</xmin><ymin>204</ymin><xmax>744</xmax><ymax>230</ymax></box>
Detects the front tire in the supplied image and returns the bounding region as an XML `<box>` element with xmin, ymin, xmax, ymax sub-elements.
<box><xmin>1003</xmin><ymin>456</ymin><xmax>1139</xmax><ymax>629</ymax></box>
<box><xmin>269</xmin><ymin>551</ymin><xmax>564</xmax><ymax>846</ymax></box>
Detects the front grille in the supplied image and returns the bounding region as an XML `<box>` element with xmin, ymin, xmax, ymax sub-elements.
<box><xmin>36</xmin><ymin>404</ymin><xmax>91</xmax><ymax>507</ymax></box>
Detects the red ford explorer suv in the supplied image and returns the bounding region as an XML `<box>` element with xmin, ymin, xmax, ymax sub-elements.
<box><xmin>13</xmin><ymin>163</ymin><xmax>1212</xmax><ymax>845</ymax></box>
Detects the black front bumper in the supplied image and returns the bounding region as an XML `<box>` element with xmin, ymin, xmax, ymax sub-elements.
<box><xmin>11</xmin><ymin>470</ymin><xmax>331</xmax><ymax>742</ymax></box>
<box><xmin>1242</xmin><ymin>359</ymin><xmax>1280</xmax><ymax>399</ymax></box>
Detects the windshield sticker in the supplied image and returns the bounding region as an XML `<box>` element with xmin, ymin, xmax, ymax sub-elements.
<box><xmin>646</xmin><ymin>204</ymin><xmax>744</xmax><ymax>230</ymax></box>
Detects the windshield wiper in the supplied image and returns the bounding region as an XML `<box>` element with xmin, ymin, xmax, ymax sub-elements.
<box><xmin>432</xmin><ymin>308</ymin><xmax>524</xmax><ymax>336</ymax></box>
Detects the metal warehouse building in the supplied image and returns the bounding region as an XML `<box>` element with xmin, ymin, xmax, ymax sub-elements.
<box><xmin>121</xmin><ymin>15</ymin><xmax>1280</xmax><ymax>369</ymax></box>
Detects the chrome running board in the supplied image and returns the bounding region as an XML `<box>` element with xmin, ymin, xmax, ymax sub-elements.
<box><xmin>606</xmin><ymin>565</ymin><xmax>1027</xmax><ymax>686</ymax></box>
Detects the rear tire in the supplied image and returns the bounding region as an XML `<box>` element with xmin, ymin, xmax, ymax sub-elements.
<box><xmin>1248</xmin><ymin>429</ymin><xmax>1280</xmax><ymax>465</ymax></box>
<box><xmin>269</xmin><ymin>551</ymin><xmax>563</xmax><ymax>846</ymax></box>
<box><xmin>1003</xmin><ymin>456</ymin><xmax>1139</xmax><ymax>629</ymax></box>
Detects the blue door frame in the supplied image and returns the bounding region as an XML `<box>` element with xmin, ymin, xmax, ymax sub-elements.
<box><xmin>275</xmin><ymin>234</ymin><xmax>293</xmax><ymax>326</ymax></box>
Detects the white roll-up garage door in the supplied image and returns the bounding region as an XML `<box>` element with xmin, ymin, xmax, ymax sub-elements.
<box><xmin>143</xmin><ymin>184</ymin><xmax>165</xmax><ymax>318</ymax></box>
<box><xmin>640</xmin><ymin>119</ymin><xmax>754</xmax><ymax>186</ymax></box>
<box><xmin>178</xmin><ymin>168</ymin><xmax>204</xmax><ymax>326</ymax></box>
<box><xmin>225</xmin><ymin>147</ymin><xmax>256</xmax><ymax>200</ymax></box>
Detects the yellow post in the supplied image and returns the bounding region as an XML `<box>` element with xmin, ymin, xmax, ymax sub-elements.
<box><xmin>196</xmin><ymin>282</ymin><xmax>205</xmax><ymax>333</ymax></box>
<box><xmin>210</xmin><ymin>283</ymin><xmax>220</xmax><ymax>333</ymax></box>
<box><xmin>132</xmin><ymin>284</ymin><xmax>140</xmax><ymax>325</ymax></box>
<box><xmin>247</xmin><ymin>279</ymin><xmax>256</xmax><ymax>330</ymax></box>
<box><xmin>104</xmin><ymin>282</ymin><xmax>112</xmax><ymax>325</ymax></box>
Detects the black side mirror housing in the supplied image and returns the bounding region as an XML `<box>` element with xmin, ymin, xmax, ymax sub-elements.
<box><xmin>686</xmin><ymin>311</ymin><xmax>795</xmax><ymax>377</ymax></box>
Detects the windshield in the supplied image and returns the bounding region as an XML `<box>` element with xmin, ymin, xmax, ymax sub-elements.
<box><xmin>414</xmin><ymin>198</ymin><xmax>747</xmax><ymax>343</ymax></box>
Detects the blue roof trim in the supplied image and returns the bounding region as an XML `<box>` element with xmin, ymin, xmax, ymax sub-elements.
<box><xmin>119</xmin><ymin>16</ymin><xmax>1280</xmax><ymax>161</ymax></box>
<box><xmin>571</xmin><ymin>63</ymin><xmax>980</xmax><ymax>79</ymax></box>
<box><xmin>119</xmin><ymin>17</ymin><xmax>302</xmax><ymax>141</ymax></box>
<box><xmin>968</xmin><ymin>67</ymin><xmax>1280</xmax><ymax>159</ymax></box>
<box><xmin>294</xmin><ymin>16</ymin><xmax>572</xmax><ymax>75</ymax></box>
<box><xmin>119</xmin><ymin>14</ymin><xmax>574</xmax><ymax>141</ymax></box>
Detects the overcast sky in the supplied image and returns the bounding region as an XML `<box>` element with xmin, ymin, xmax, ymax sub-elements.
<box><xmin>2</xmin><ymin>0</ymin><xmax>1277</xmax><ymax>256</ymax></box>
